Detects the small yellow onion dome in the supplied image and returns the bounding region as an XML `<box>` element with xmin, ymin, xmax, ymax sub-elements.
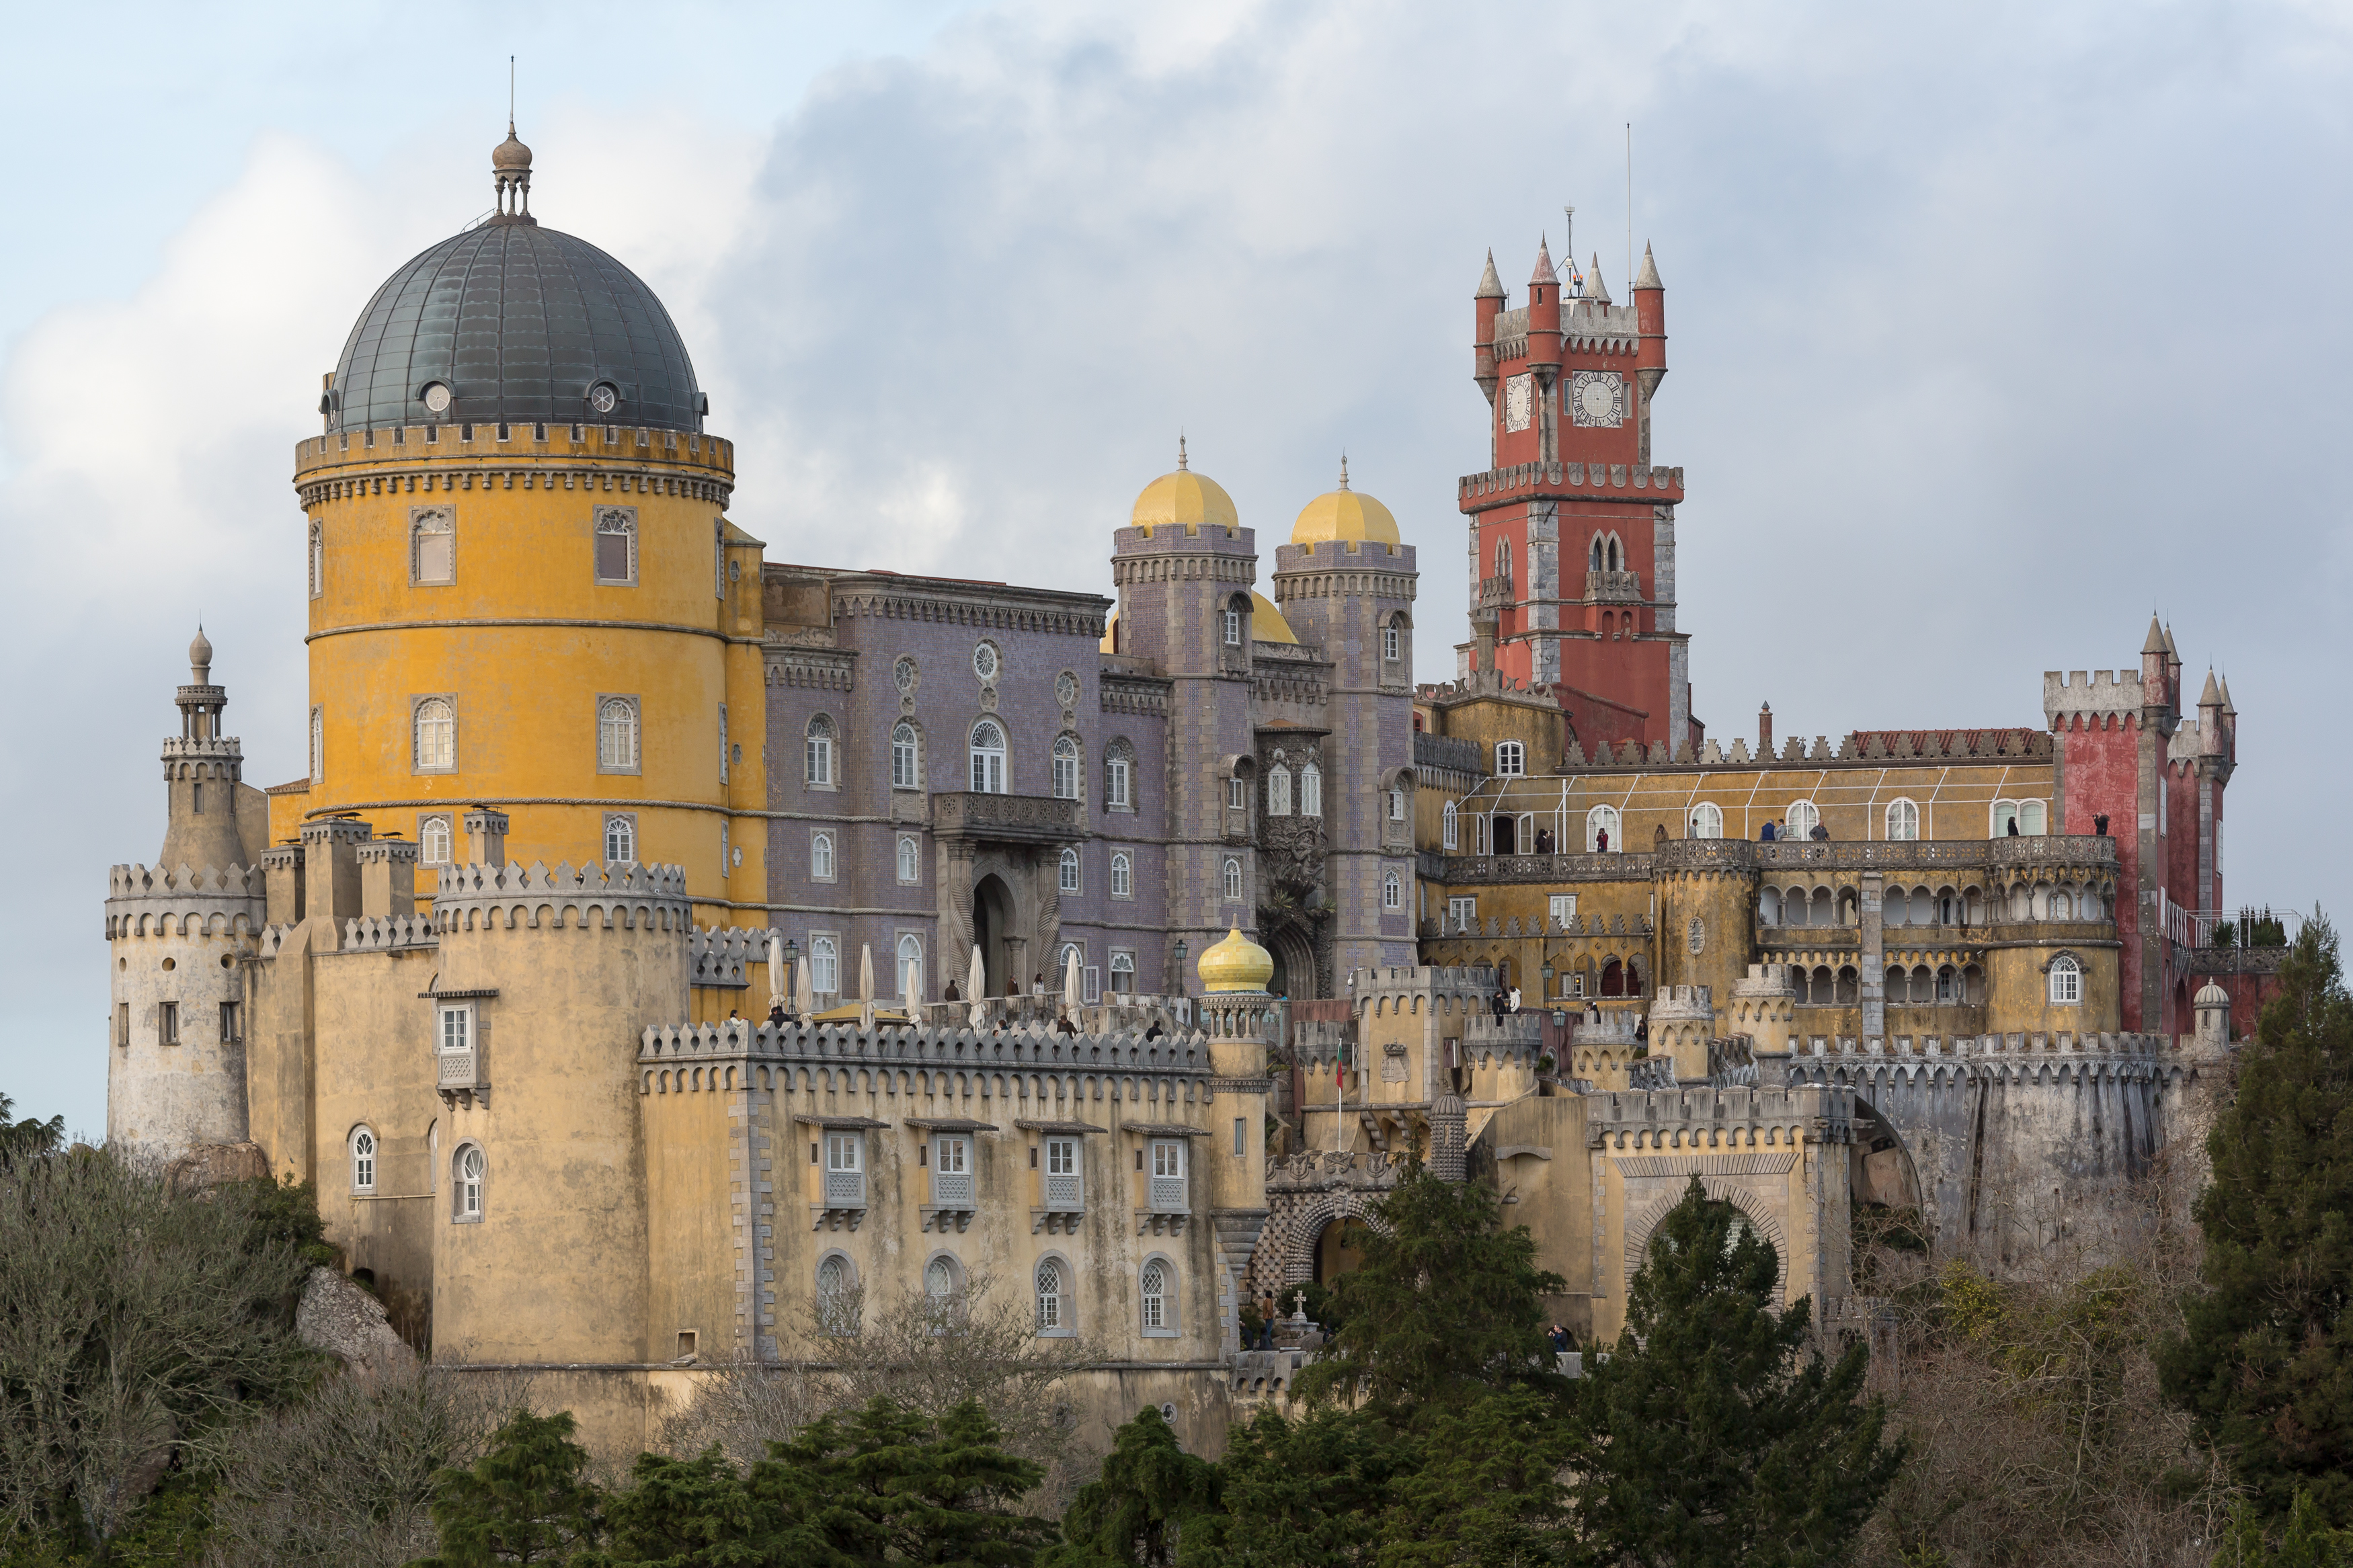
<box><xmin>1250</xmin><ymin>591</ymin><xmax>1298</xmax><ymax>645</ymax></box>
<box><xmin>1291</xmin><ymin>458</ymin><xmax>1401</xmax><ymax>549</ymax></box>
<box><xmin>1197</xmin><ymin>925</ymin><xmax>1275</xmax><ymax>993</ymax></box>
<box><xmin>1129</xmin><ymin>438</ymin><xmax>1240</xmax><ymax>538</ymax></box>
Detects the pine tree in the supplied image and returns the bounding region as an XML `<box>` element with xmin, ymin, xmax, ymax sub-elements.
<box><xmin>2161</xmin><ymin>914</ymin><xmax>2353</xmax><ymax>1526</ymax></box>
<box><xmin>415</xmin><ymin>1407</ymin><xmax>604</xmax><ymax>1566</ymax></box>
<box><xmin>1568</xmin><ymin>1177</ymin><xmax>1903</xmax><ymax>1567</ymax></box>
<box><xmin>577</xmin><ymin>1446</ymin><xmax>768</xmax><ymax>1568</ymax></box>
<box><xmin>1043</xmin><ymin>1405</ymin><xmax>1218</xmax><ymax>1568</ymax></box>
<box><xmin>1290</xmin><ymin>1160</ymin><xmax>1565</xmax><ymax>1421</ymax></box>
<box><xmin>1173</xmin><ymin>1404</ymin><xmax>1406</xmax><ymax>1568</ymax></box>
<box><xmin>1375</xmin><ymin>1388</ymin><xmax>1574</xmax><ymax>1568</ymax></box>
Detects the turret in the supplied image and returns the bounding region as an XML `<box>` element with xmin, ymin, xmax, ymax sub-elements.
<box><xmin>1472</xmin><ymin>251</ymin><xmax>1506</xmax><ymax>406</ymax></box>
<box><xmin>2139</xmin><ymin>615</ymin><xmax>2169</xmax><ymax>713</ymax></box>
<box><xmin>2197</xmin><ymin>669</ymin><xmax>2226</xmax><ymax>757</ymax></box>
<box><xmin>1632</xmin><ymin>243</ymin><xmax>1667</xmax><ymax>466</ymax></box>
<box><xmin>157</xmin><ymin>628</ymin><xmax>252</xmax><ymax>876</ymax></box>
<box><xmin>1524</xmin><ymin>239</ymin><xmax>1562</xmax><ymax>433</ymax></box>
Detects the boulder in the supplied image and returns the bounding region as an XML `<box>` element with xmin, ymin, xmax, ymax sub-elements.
<box><xmin>296</xmin><ymin>1268</ymin><xmax>419</xmax><ymax>1387</ymax></box>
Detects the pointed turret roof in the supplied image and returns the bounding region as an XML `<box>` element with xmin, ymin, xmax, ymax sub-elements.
<box><xmin>1585</xmin><ymin>254</ymin><xmax>1610</xmax><ymax>304</ymax></box>
<box><xmin>2142</xmin><ymin>614</ymin><xmax>2167</xmax><ymax>655</ymax></box>
<box><xmin>1530</xmin><ymin>235</ymin><xmax>1558</xmax><ymax>286</ymax></box>
<box><xmin>2164</xmin><ymin>623</ymin><xmax>2180</xmax><ymax>658</ymax></box>
<box><xmin>1634</xmin><ymin>241</ymin><xmax>1663</xmax><ymax>290</ymax></box>
<box><xmin>1475</xmin><ymin>249</ymin><xmax>1506</xmax><ymax>300</ymax></box>
<box><xmin>2198</xmin><ymin>668</ymin><xmax>2223</xmax><ymax>707</ymax></box>
<box><xmin>2219</xmin><ymin>675</ymin><xmax>2236</xmax><ymax>715</ymax></box>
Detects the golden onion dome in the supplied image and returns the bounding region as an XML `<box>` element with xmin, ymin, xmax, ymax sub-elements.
<box><xmin>1291</xmin><ymin>458</ymin><xmax>1401</xmax><ymax>549</ymax></box>
<box><xmin>1197</xmin><ymin>925</ymin><xmax>1275</xmax><ymax>993</ymax></box>
<box><xmin>1250</xmin><ymin>592</ymin><xmax>1298</xmax><ymax>645</ymax></box>
<box><xmin>1129</xmin><ymin>438</ymin><xmax>1240</xmax><ymax>538</ymax></box>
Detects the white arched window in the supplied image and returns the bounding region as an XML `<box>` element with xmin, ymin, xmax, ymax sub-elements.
<box><xmin>1110</xmin><ymin>852</ymin><xmax>1133</xmax><ymax>899</ymax></box>
<box><xmin>1110</xmin><ymin>951</ymin><xmax>1136</xmax><ymax>992</ymax></box>
<box><xmin>1442</xmin><ymin>799</ymin><xmax>1458</xmax><ymax>850</ymax></box>
<box><xmin>1105</xmin><ymin>742</ymin><xmax>1133</xmax><ymax>811</ymax></box>
<box><xmin>1300</xmin><ymin>761</ymin><xmax>1322</xmax><ymax>818</ymax></box>
<box><xmin>1383</xmin><ymin>871</ymin><xmax>1402</xmax><ymax>910</ymax></box>
<box><xmin>2049</xmin><ymin>889</ymin><xmax>2073</xmax><ymax>920</ymax></box>
<box><xmin>1587</xmin><ymin>804</ymin><xmax>1622</xmax><ymax>852</ymax></box>
<box><xmin>598</xmin><ymin>698</ymin><xmax>639</xmax><ymax>772</ymax></box>
<box><xmin>1886</xmin><ymin>799</ymin><xmax>1920</xmax><ymax>841</ymax></box>
<box><xmin>896</xmin><ymin>835</ymin><xmax>920</xmax><ymax>885</ymax></box>
<box><xmin>891</xmin><ymin>723</ymin><xmax>919</xmax><ymax>790</ymax></box>
<box><xmin>811</xmin><ymin>831</ymin><xmax>836</xmax><ymax>880</ymax></box>
<box><xmin>1388</xmin><ymin>786</ymin><xmax>1406</xmax><ymax>822</ymax></box>
<box><xmin>1991</xmin><ymin>800</ymin><xmax>2020</xmax><ymax>837</ymax></box>
<box><xmin>455</xmin><ymin>1145</ymin><xmax>484</xmax><ymax>1221</ymax></box>
<box><xmin>594</xmin><ymin>507</ymin><xmax>636</xmax><ymax>584</ymax></box>
<box><xmin>420</xmin><ymin>814</ymin><xmax>452</xmax><ymax>866</ymax></box>
<box><xmin>816</xmin><ymin>1254</ymin><xmax>859</xmax><ymax>1337</ymax></box>
<box><xmin>811</xmin><ymin>936</ymin><xmax>839</xmax><ymax>995</ymax></box>
<box><xmin>1052</xmin><ymin>735</ymin><xmax>1081</xmax><ymax>800</ymax></box>
<box><xmin>1059</xmin><ymin>845</ymin><xmax>1081</xmax><ymax>893</ymax></box>
<box><xmin>1140</xmin><ymin>1257</ymin><xmax>1175</xmax><ymax>1333</ymax></box>
<box><xmin>2020</xmin><ymin>800</ymin><xmax>2046</xmax><ymax>835</ymax></box>
<box><xmin>351</xmin><ymin>1128</ymin><xmax>376</xmax><ymax>1194</ymax></box>
<box><xmin>805</xmin><ymin>715</ymin><xmax>836</xmax><ymax>787</ymax></box>
<box><xmin>1267</xmin><ymin>764</ymin><xmax>1292</xmax><ymax>817</ymax></box>
<box><xmin>2048</xmin><ymin>954</ymin><xmax>2081</xmax><ymax>1005</ymax></box>
<box><xmin>715</xmin><ymin>521</ymin><xmax>727</xmax><ymax>600</ymax></box>
<box><xmin>1690</xmin><ymin>802</ymin><xmax>1724</xmax><ymax>839</ymax></box>
<box><xmin>1786</xmin><ymin>800</ymin><xmax>1819</xmax><ymax>839</ymax></box>
<box><xmin>1222</xmin><ymin>858</ymin><xmax>1243</xmax><ymax>901</ymax></box>
<box><xmin>309</xmin><ymin>706</ymin><xmax>325</xmax><ymax>785</ymax></box>
<box><xmin>413</xmin><ymin>698</ymin><xmax>455</xmax><ymax>772</ymax></box>
<box><xmin>411</xmin><ymin>508</ymin><xmax>454</xmax><ymax>585</ymax></box>
<box><xmin>896</xmin><ymin>934</ymin><xmax>924</xmax><ymax>1001</ymax></box>
<box><xmin>924</xmin><ymin>1254</ymin><xmax>963</xmax><ymax>1304</ymax></box>
<box><xmin>970</xmin><ymin>721</ymin><xmax>1006</xmax><ymax>794</ymax></box>
<box><xmin>1384</xmin><ymin>618</ymin><xmax>1404</xmax><ymax>663</ymax></box>
<box><xmin>1036</xmin><ymin>1256</ymin><xmax>1072</xmax><ymax>1334</ymax></box>
<box><xmin>1591</xmin><ymin>535</ymin><xmax>1605</xmax><ymax>571</ymax></box>
<box><xmin>308</xmin><ymin>520</ymin><xmax>324</xmax><ymax>599</ymax></box>
<box><xmin>603</xmin><ymin>813</ymin><xmax>636</xmax><ymax>864</ymax></box>
<box><xmin>1495</xmin><ymin>741</ymin><xmax>1525</xmax><ymax>777</ymax></box>
<box><xmin>1223</xmin><ymin>604</ymin><xmax>1243</xmax><ymax>646</ymax></box>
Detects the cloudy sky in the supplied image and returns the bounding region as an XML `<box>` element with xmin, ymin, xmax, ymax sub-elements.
<box><xmin>7</xmin><ymin>0</ymin><xmax>2345</xmax><ymax>1134</ymax></box>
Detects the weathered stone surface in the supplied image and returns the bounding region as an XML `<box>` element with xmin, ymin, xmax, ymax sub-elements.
<box><xmin>296</xmin><ymin>1268</ymin><xmax>418</xmax><ymax>1387</ymax></box>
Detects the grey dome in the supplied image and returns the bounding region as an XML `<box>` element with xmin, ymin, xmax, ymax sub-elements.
<box><xmin>329</xmin><ymin>222</ymin><xmax>703</xmax><ymax>434</ymax></box>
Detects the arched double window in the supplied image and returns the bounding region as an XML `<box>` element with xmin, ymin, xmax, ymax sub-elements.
<box><xmin>604</xmin><ymin>813</ymin><xmax>636</xmax><ymax>865</ymax></box>
<box><xmin>1442</xmin><ymin>799</ymin><xmax>1458</xmax><ymax>850</ymax></box>
<box><xmin>2020</xmin><ymin>800</ymin><xmax>2046</xmax><ymax>835</ymax></box>
<box><xmin>1300</xmin><ymin>761</ymin><xmax>1322</xmax><ymax>818</ymax></box>
<box><xmin>1222</xmin><ymin>858</ymin><xmax>1243</xmax><ymax>901</ymax></box>
<box><xmin>1267</xmin><ymin>764</ymin><xmax>1292</xmax><ymax>817</ymax></box>
<box><xmin>1689</xmin><ymin>802</ymin><xmax>1724</xmax><ymax>839</ymax></box>
<box><xmin>1587</xmin><ymin>804</ymin><xmax>1622</xmax><ymax>852</ymax></box>
<box><xmin>350</xmin><ymin>1127</ymin><xmax>376</xmax><ymax>1194</ymax></box>
<box><xmin>598</xmin><ymin>698</ymin><xmax>640</xmax><ymax>772</ymax></box>
<box><xmin>1786</xmin><ymin>800</ymin><xmax>1820</xmax><ymax>839</ymax></box>
<box><xmin>413</xmin><ymin>698</ymin><xmax>456</xmax><ymax>772</ymax></box>
<box><xmin>1059</xmin><ymin>846</ymin><xmax>1081</xmax><ymax>893</ymax></box>
<box><xmin>1052</xmin><ymin>735</ymin><xmax>1082</xmax><ymax>800</ymax></box>
<box><xmin>1110</xmin><ymin>852</ymin><xmax>1133</xmax><ymax>899</ymax></box>
<box><xmin>1494</xmin><ymin>538</ymin><xmax>1513</xmax><ymax>582</ymax></box>
<box><xmin>896</xmin><ymin>934</ymin><xmax>924</xmax><ymax>1001</ymax></box>
<box><xmin>420</xmin><ymin>814</ymin><xmax>453</xmax><ymax>866</ymax></box>
<box><xmin>1036</xmin><ymin>1255</ymin><xmax>1074</xmax><ymax>1335</ymax></box>
<box><xmin>811</xmin><ymin>936</ymin><xmax>840</xmax><ymax>995</ymax></box>
<box><xmin>1495</xmin><ymin>741</ymin><xmax>1525</xmax><ymax>777</ymax></box>
<box><xmin>1885</xmin><ymin>799</ymin><xmax>1920</xmax><ymax>841</ymax></box>
<box><xmin>411</xmin><ymin>508</ymin><xmax>454</xmax><ymax>585</ymax></box>
<box><xmin>891</xmin><ymin>723</ymin><xmax>919</xmax><ymax>790</ymax></box>
<box><xmin>805</xmin><ymin>715</ymin><xmax>836</xmax><ymax>787</ymax></box>
<box><xmin>1140</xmin><ymin>1257</ymin><xmax>1176</xmax><ymax>1334</ymax></box>
<box><xmin>2048</xmin><ymin>954</ymin><xmax>2082</xmax><ymax>1005</ymax></box>
<box><xmin>970</xmin><ymin>721</ymin><xmax>1006</xmax><ymax>794</ymax></box>
<box><xmin>454</xmin><ymin>1143</ymin><xmax>485</xmax><ymax>1222</ymax></box>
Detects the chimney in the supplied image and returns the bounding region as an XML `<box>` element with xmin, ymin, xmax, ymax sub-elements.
<box><xmin>465</xmin><ymin>808</ymin><xmax>511</xmax><ymax>868</ymax></box>
<box><xmin>1759</xmin><ymin>702</ymin><xmax>1773</xmax><ymax>757</ymax></box>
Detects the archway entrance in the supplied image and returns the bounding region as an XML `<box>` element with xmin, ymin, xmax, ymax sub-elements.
<box><xmin>973</xmin><ymin>874</ymin><xmax>1016</xmax><ymax>999</ymax></box>
<box><xmin>1314</xmin><ymin>1216</ymin><xmax>1373</xmax><ymax>1284</ymax></box>
<box><xmin>1493</xmin><ymin>814</ymin><xmax>1517</xmax><ymax>854</ymax></box>
<box><xmin>1265</xmin><ymin>925</ymin><xmax>1320</xmax><ymax>1000</ymax></box>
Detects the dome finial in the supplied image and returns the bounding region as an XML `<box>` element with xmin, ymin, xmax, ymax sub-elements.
<box><xmin>188</xmin><ymin>622</ymin><xmax>213</xmax><ymax>682</ymax></box>
<box><xmin>1177</xmin><ymin>432</ymin><xmax>1188</xmax><ymax>471</ymax></box>
<box><xmin>1338</xmin><ymin>454</ymin><xmax>1349</xmax><ymax>491</ymax></box>
<box><xmin>491</xmin><ymin>70</ymin><xmax>535</xmax><ymax>227</ymax></box>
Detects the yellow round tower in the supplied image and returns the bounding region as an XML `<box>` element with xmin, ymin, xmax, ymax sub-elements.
<box><xmin>283</xmin><ymin>131</ymin><xmax>765</xmax><ymax>923</ymax></box>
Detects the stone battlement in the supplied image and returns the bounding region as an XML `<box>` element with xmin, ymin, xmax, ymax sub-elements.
<box><xmin>2042</xmin><ymin>669</ymin><xmax>2148</xmax><ymax>723</ymax></box>
<box><xmin>688</xmin><ymin>925</ymin><xmax>776</xmax><ymax>988</ymax></box>
<box><xmin>433</xmin><ymin>860</ymin><xmax>694</xmax><ymax>932</ymax></box>
<box><xmin>106</xmin><ymin>863</ymin><xmax>266</xmax><ymax>939</ymax></box>
<box><xmin>1587</xmin><ymin>1080</ymin><xmax>1857</xmax><ymax>1148</ymax></box>
<box><xmin>639</xmin><ymin>1018</ymin><xmax>1228</xmax><ymax>1099</ymax></box>
<box><xmin>342</xmin><ymin>913</ymin><xmax>438</xmax><ymax>952</ymax></box>
<box><xmin>1458</xmin><ymin>461</ymin><xmax>1685</xmax><ymax>505</ymax></box>
<box><xmin>110</xmin><ymin>863</ymin><xmax>264</xmax><ymax>899</ymax></box>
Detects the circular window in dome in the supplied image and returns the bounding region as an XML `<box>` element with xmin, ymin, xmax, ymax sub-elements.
<box><xmin>972</xmin><ymin>643</ymin><xmax>1000</xmax><ymax>682</ymax></box>
<box><xmin>588</xmin><ymin>382</ymin><xmax>620</xmax><ymax>415</ymax></box>
<box><xmin>420</xmin><ymin>381</ymin><xmax>452</xmax><ymax>415</ymax></box>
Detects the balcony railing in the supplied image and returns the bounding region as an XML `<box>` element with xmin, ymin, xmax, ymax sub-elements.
<box><xmin>930</xmin><ymin>1170</ymin><xmax>973</xmax><ymax>1208</ymax></box>
<box><xmin>825</xmin><ymin>1170</ymin><xmax>866</xmax><ymax>1208</ymax></box>
<box><xmin>1045</xmin><ymin>1172</ymin><xmax>1083</xmax><ymax>1210</ymax></box>
<box><xmin>1476</xmin><ymin>575</ymin><xmax>1515</xmax><ymax>612</ymax></box>
<box><xmin>1149</xmin><ymin>1174</ymin><xmax>1187</xmax><ymax>1212</ymax></box>
<box><xmin>930</xmin><ymin>792</ymin><xmax>1082</xmax><ymax>845</ymax></box>
<box><xmin>436</xmin><ymin>1048</ymin><xmax>478</xmax><ymax>1087</ymax></box>
<box><xmin>1585</xmin><ymin>569</ymin><xmax>1642</xmax><ymax>602</ymax></box>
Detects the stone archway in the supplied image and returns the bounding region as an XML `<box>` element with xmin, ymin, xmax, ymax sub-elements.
<box><xmin>1265</xmin><ymin>923</ymin><xmax>1320</xmax><ymax>1001</ymax></box>
<box><xmin>972</xmin><ymin>874</ymin><xmax>1017</xmax><ymax>999</ymax></box>
<box><xmin>1266</xmin><ymin>1188</ymin><xmax>1380</xmax><ymax>1288</ymax></box>
<box><xmin>1621</xmin><ymin>1178</ymin><xmax>1792</xmax><ymax>1308</ymax></box>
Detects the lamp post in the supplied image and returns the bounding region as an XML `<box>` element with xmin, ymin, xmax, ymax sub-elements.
<box><xmin>1172</xmin><ymin>938</ymin><xmax>1189</xmax><ymax>998</ymax></box>
<box><xmin>783</xmin><ymin>938</ymin><xmax>800</xmax><ymax>1017</ymax></box>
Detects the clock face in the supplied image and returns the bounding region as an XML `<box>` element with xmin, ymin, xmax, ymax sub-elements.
<box><xmin>1503</xmin><ymin>374</ymin><xmax>1533</xmax><ymax>432</ymax></box>
<box><xmin>1570</xmin><ymin>370</ymin><xmax>1624</xmax><ymax>428</ymax></box>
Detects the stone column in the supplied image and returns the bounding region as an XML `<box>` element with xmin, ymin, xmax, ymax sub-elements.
<box><xmin>1860</xmin><ymin>870</ymin><xmax>1885</xmax><ymax>1042</ymax></box>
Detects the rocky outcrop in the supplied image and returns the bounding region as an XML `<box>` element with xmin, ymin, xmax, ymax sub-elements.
<box><xmin>296</xmin><ymin>1268</ymin><xmax>418</xmax><ymax>1387</ymax></box>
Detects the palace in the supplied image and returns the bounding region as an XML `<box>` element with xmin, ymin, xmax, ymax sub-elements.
<box><xmin>105</xmin><ymin>130</ymin><xmax>2258</xmax><ymax>1456</ymax></box>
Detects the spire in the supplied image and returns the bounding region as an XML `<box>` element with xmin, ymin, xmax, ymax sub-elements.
<box><xmin>1475</xmin><ymin>249</ymin><xmax>1506</xmax><ymax>300</ymax></box>
<box><xmin>188</xmin><ymin>624</ymin><xmax>212</xmax><ymax>684</ymax></box>
<box><xmin>2163</xmin><ymin>622</ymin><xmax>2180</xmax><ymax>659</ymax></box>
<box><xmin>1177</xmin><ymin>433</ymin><xmax>1189</xmax><ymax>472</ymax></box>
<box><xmin>2141</xmin><ymin>614</ymin><xmax>2167</xmax><ymax>655</ymax></box>
<box><xmin>1338</xmin><ymin>454</ymin><xmax>1350</xmax><ymax>491</ymax></box>
<box><xmin>1634</xmin><ymin>241</ymin><xmax>1663</xmax><ymax>290</ymax></box>
<box><xmin>1529</xmin><ymin>234</ymin><xmax>1558</xmax><ymax>286</ymax></box>
<box><xmin>2198</xmin><ymin>668</ymin><xmax>2223</xmax><ymax>707</ymax></box>
<box><xmin>1584</xmin><ymin>254</ymin><xmax>1611</xmax><ymax>304</ymax></box>
<box><xmin>2219</xmin><ymin>674</ymin><xmax>2236</xmax><ymax>715</ymax></box>
<box><xmin>491</xmin><ymin>112</ymin><xmax>535</xmax><ymax>226</ymax></box>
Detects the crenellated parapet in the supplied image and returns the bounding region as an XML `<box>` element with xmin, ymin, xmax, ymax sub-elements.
<box><xmin>688</xmin><ymin>925</ymin><xmax>778</xmax><ymax>989</ymax></box>
<box><xmin>2043</xmin><ymin>668</ymin><xmax>2147</xmax><ymax>729</ymax></box>
<box><xmin>106</xmin><ymin>863</ymin><xmax>267</xmax><ymax>938</ymax></box>
<box><xmin>637</xmin><ymin>1019</ymin><xmax>1220</xmax><ymax>1102</ymax></box>
<box><xmin>433</xmin><ymin>860</ymin><xmax>694</xmax><ymax>934</ymax></box>
<box><xmin>341</xmin><ymin>913</ymin><xmax>438</xmax><ymax>952</ymax></box>
<box><xmin>1587</xmin><ymin>1079</ymin><xmax>1856</xmax><ymax>1152</ymax></box>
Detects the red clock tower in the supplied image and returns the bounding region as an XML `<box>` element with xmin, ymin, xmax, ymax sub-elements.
<box><xmin>1460</xmin><ymin>231</ymin><xmax>1698</xmax><ymax>756</ymax></box>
